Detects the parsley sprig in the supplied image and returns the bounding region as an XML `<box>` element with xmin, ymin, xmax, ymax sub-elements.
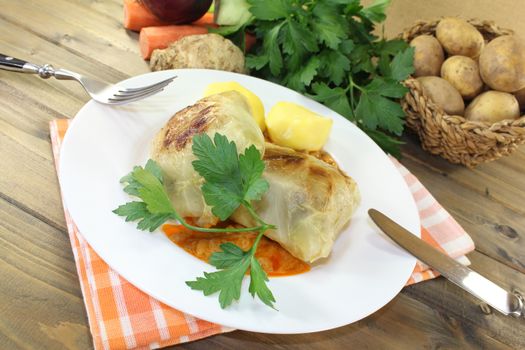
<box><xmin>216</xmin><ymin>0</ymin><xmax>415</xmax><ymax>157</ymax></box>
<box><xmin>114</xmin><ymin>133</ymin><xmax>276</xmax><ymax>308</ymax></box>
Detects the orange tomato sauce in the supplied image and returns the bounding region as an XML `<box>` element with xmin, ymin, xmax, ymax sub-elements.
<box><xmin>163</xmin><ymin>223</ymin><xmax>310</xmax><ymax>277</ymax></box>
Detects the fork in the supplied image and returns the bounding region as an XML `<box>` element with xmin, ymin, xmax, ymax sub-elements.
<box><xmin>0</xmin><ymin>53</ymin><xmax>176</xmax><ymax>105</ymax></box>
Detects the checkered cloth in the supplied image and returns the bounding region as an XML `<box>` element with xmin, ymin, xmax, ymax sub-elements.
<box><xmin>50</xmin><ymin>118</ymin><xmax>474</xmax><ymax>349</ymax></box>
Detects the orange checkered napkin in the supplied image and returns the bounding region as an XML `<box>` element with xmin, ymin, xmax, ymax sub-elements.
<box><xmin>50</xmin><ymin>118</ymin><xmax>474</xmax><ymax>349</ymax></box>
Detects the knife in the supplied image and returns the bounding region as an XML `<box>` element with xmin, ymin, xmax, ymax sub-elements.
<box><xmin>368</xmin><ymin>208</ymin><xmax>524</xmax><ymax>317</ymax></box>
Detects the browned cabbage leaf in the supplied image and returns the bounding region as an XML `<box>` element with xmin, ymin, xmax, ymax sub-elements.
<box><xmin>231</xmin><ymin>143</ymin><xmax>360</xmax><ymax>262</ymax></box>
<box><xmin>150</xmin><ymin>91</ymin><xmax>265</xmax><ymax>227</ymax></box>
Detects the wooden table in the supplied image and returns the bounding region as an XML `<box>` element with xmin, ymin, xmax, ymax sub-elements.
<box><xmin>1</xmin><ymin>0</ymin><xmax>524</xmax><ymax>348</ymax></box>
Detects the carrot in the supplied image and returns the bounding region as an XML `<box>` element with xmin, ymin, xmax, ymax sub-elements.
<box><xmin>123</xmin><ymin>0</ymin><xmax>168</xmax><ymax>31</ymax></box>
<box><xmin>124</xmin><ymin>0</ymin><xmax>216</xmax><ymax>32</ymax></box>
<box><xmin>192</xmin><ymin>12</ymin><xmax>216</xmax><ymax>27</ymax></box>
<box><xmin>245</xmin><ymin>33</ymin><xmax>256</xmax><ymax>52</ymax></box>
<box><xmin>139</xmin><ymin>25</ymin><xmax>208</xmax><ymax>59</ymax></box>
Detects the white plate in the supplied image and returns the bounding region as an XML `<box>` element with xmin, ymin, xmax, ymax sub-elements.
<box><xmin>59</xmin><ymin>69</ymin><xmax>420</xmax><ymax>334</ymax></box>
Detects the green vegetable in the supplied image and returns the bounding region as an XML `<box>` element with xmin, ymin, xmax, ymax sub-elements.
<box><xmin>220</xmin><ymin>0</ymin><xmax>415</xmax><ymax>156</ymax></box>
<box><xmin>186</xmin><ymin>233</ymin><xmax>275</xmax><ymax>309</ymax></box>
<box><xmin>114</xmin><ymin>133</ymin><xmax>276</xmax><ymax>309</ymax></box>
<box><xmin>191</xmin><ymin>133</ymin><xmax>269</xmax><ymax>221</ymax></box>
<box><xmin>214</xmin><ymin>0</ymin><xmax>252</xmax><ymax>26</ymax></box>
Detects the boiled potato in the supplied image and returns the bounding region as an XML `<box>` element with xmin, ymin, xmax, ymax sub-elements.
<box><xmin>440</xmin><ymin>56</ymin><xmax>483</xmax><ymax>99</ymax></box>
<box><xmin>266</xmin><ymin>102</ymin><xmax>332</xmax><ymax>151</ymax></box>
<box><xmin>204</xmin><ymin>82</ymin><xmax>266</xmax><ymax>131</ymax></box>
<box><xmin>465</xmin><ymin>91</ymin><xmax>520</xmax><ymax>123</ymax></box>
<box><xmin>410</xmin><ymin>35</ymin><xmax>445</xmax><ymax>77</ymax></box>
<box><xmin>515</xmin><ymin>87</ymin><xmax>525</xmax><ymax>109</ymax></box>
<box><xmin>416</xmin><ymin>76</ymin><xmax>465</xmax><ymax>115</ymax></box>
<box><xmin>479</xmin><ymin>35</ymin><xmax>525</xmax><ymax>92</ymax></box>
<box><xmin>436</xmin><ymin>18</ymin><xmax>484</xmax><ymax>58</ymax></box>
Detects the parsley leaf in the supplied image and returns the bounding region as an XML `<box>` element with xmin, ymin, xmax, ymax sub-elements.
<box><xmin>359</xmin><ymin>0</ymin><xmax>390</xmax><ymax>23</ymax></box>
<box><xmin>239</xmin><ymin>145</ymin><xmax>269</xmax><ymax>202</ymax></box>
<box><xmin>318</xmin><ymin>50</ymin><xmax>350</xmax><ymax>85</ymax></box>
<box><xmin>310</xmin><ymin>83</ymin><xmax>353</xmax><ymax>119</ymax></box>
<box><xmin>247</xmin><ymin>0</ymin><xmax>290</xmax><ymax>20</ymax></box>
<box><xmin>113</xmin><ymin>160</ymin><xmax>174</xmax><ymax>232</ymax></box>
<box><xmin>113</xmin><ymin>201</ymin><xmax>172</xmax><ymax>232</ymax></box>
<box><xmin>288</xmin><ymin>20</ymin><xmax>318</xmax><ymax>52</ymax></box>
<box><xmin>263</xmin><ymin>22</ymin><xmax>284</xmax><ymax>75</ymax></box>
<box><xmin>133</xmin><ymin>168</ymin><xmax>174</xmax><ymax>214</ymax></box>
<box><xmin>299</xmin><ymin>56</ymin><xmax>321</xmax><ymax>86</ymax></box>
<box><xmin>374</xmin><ymin>39</ymin><xmax>409</xmax><ymax>56</ymax></box>
<box><xmin>209</xmin><ymin>242</ymin><xmax>245</xmax><ymax>269</ymax></box>
<box><xmin>208</xmin><ymin>22</ymin><xmax>246</xmax><ymax>37</ymax></box>
<box><xmin>191</xmin><ymin>133</ymin><xmax>269</xmax><ymax>221</ymax></box>
<box><xmin>246</xmin><ymin>54</ymin><xmax>269</xmax><ymax>70</ymax></box>
<box><xmin>366</xmin><ymin>77</ymin><xmax>408</xmax><ymax>98</ymax></box>
<box><xmin>311</xmin><ymin>3</ymin><xmax>349</xmax><ymax>49</ymax></box>
<box><xmin>249</xmin><ymin>257</ymin><xmax>276</xmax><ymax>308</ymax></box>
<box><xmin>355</xmin><ymin>92</ymin><xmax>405</xmax><ymax>135</ymax></box>
<box><xmin>186</xmin><ymin>254</ymin><xmax>250</xmax><ymax>309</ymax></box>
<box><xmin>187</xmin><ymin>231</ymin><xmax>275</xmax><ymax>309</ymax></box>
<box><xmin>390</xmin><ymin>47</ymin><xmax>415</xmax><ymax>81</ymax></box>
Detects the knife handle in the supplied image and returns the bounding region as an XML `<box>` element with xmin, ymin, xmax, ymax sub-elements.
<box><xmin>512</xmin><ymin>291</ymin><xmax>524</xmax><ymax>318</ymax></box>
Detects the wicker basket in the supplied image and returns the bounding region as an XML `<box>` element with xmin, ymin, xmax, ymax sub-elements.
<box><xmin>401</xmin><ymin>19</ymin><xmax>525</xmax><ymax>167</ymax></box>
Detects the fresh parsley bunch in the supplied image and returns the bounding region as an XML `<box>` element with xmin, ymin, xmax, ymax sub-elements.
<box><xmin>114</xmin><ymin>133</ymin><xmax>276</xmax><ymax>309</ymax></box>
<box><xmin>217</xmin><ymin>0</ymin><xmax>415</xmax><ymax>156</ymax></box>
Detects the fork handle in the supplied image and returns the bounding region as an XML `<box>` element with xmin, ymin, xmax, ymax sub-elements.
<box><xmin>1</xmin><ymin>53</ymin><xmax>38</xmax><ymax>72</ymax></box>
<box><xmin>0</xmin><ymin>53</ymin><xmax>55</xmax><ymax>78</ymax></box>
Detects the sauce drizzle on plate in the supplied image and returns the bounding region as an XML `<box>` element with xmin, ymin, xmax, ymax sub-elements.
<box><xmin>163</xmin><ymin>224</ymin><xmax>310</xmax><ymax>277</ymax></box>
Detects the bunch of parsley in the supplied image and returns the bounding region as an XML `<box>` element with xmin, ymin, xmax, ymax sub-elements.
<box><xmin>217</xmin><ymin>0</ymin><xmax>415</xmax><ymax>156</ymax></box>
<box><xmin>114</xmin><ymin>133</ymin><xmax>276</xmax><ymax>309</ymax></box>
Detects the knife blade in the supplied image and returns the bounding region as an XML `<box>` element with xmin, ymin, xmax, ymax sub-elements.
<box><xmin>368</xmin><ymin>208</ymin><xmax>524</xmax><ymax>318</ymax></box>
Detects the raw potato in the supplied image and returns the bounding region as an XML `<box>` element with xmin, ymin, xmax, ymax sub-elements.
<box><xmin>465</xmin><ymin>91</ymin><xmax>520</xmax><ymax>123</ymax></box>
<box><xmin>150</xmin><ymin>33</ymin><xmax>245</xmax><ymax>73</ymax></box>
<box><xmin>410</xmin><ymin>35</ymin><xmax>445</xmax><ymax>77</ymax></box>
<box><xmin>479</xmin><ymin>35</ymin><xmax>525</xmax><ymax>92</ymax></box>
<box><xmin>435</xmin><ymin>18</ymin><xmax>484</xmax><ymax>58</ymax></box>
<box><xmin>515</xmin><ymin>87</ymin><xmax>525</xmax><ymax>109</ymax></box>
<box><xmin>440</xmin><ymin>56</ymin><xmax>483</xmax><ymax>99</ymax></box>
<box><xmin>416</xmin><ymin>76</ymin><xmax>465</xmax><ymax>115</ymax></box>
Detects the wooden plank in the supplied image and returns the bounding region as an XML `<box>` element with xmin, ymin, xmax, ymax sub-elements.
<box><xmin>401</xmin><ymin>133</ymin><xmax>525</xmax><ymax>216</ymax></box>
<box><xmin>0</xmin><ymin>197</ymin><xmax>92</xmax><ymax>349</ymax></box>
<box><xmin>73</xmin><ymin>0</ymin><xmax>125</xmax><ymax>24</ymax></box>
<box><xmin>0</xmin><ymin>82</ymin><xmax>67</xmax><ymax>230</ymax></box>
<box><xmin>399</xmin><ymin>142</ymin><xmax>525</xmax><ymax>273</ymax></box>
<box><xmin>0</xmin><ymin>0</ymin><xmax>149</xmax><ymax>78</ymax></box>
<box><xmin>179</xmin><ymin>292</ymin><xmax>512</xmax><ymax>349</ymax></box>
<box><xmin>468</xmin><ymin>250</ymin><xmax>525</xmax><ymax>294</ymax></box>
<box><xmin>0</xmin><ymin>15</ymin><xmax>122</xmax><ymax>117</ymax></box>
<box><xmin>403</xmin><ymin>252</ymin><xmax>525</xmax><ymax>349</ymax></box>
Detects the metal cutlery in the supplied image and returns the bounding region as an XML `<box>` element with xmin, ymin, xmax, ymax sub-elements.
<box><xmin>368</xmin><ymin>208</ymin><xmax>524</xmax><ymax>318</ymax></box>
<box><xmin>0</xmin><ymin>53</ymin><xmax>176</xmax><ymax>105</ymax></box>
